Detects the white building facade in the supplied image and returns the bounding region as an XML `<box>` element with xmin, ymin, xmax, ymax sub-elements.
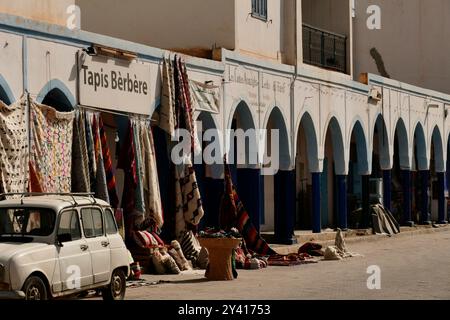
<box><xmin>0</xmin><ymin>0</ymin><xmax>449</xmax><ymax>244</ymax></box>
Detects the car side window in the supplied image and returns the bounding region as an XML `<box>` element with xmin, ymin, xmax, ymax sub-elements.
<box><xmin>58</xmin><ymin>210</ymin><xmax>81</xmax><ymax>242</ymax></box>
<box><xmin>105</xmin><ymin>209</ymin><xmax>118</xmax><ymax>235</ymax></box>
<box><xmin>81</xmin><ymin>208</ymin><xmax>104</xmax><ymax>238</ymax></box>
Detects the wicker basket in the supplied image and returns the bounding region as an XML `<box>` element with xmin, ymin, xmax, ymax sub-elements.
<box><xmin>198</xmin><ymin>237</ymin><xmax>241</xmax><ymax>281</ymax></box>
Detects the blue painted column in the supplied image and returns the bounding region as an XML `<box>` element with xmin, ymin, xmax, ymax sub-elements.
<box><xmin>402</xmin><ymin>170</ymin><xmax>414</xmax><ymax>226</ymax></box>
<box><xmin>274</xmin><ymin>170</ymin><xmax>297</xmax><ymax>244</ymax></box>
<box><xmin>237</xmin><ymin>168</ymin><xmax>263</xmax><ymax>231</ymax></box>
<box><xmin>420</xmin><ymin>170</ymin><xmax>432</xmax><ymax>225</ymax></box>
<box><xmin>383</xmin><ymin>170</ymin><xmax>392</xmax><ymax>212</ymax></box>
<box><xmin>312</xmin><ymin>172</ymin><xmax>321</xmax><ymax>233</ymax></box>
<box><xmin>361</xmin><ymin>175</ymin><xmax>371</xmax><ymax>228</ymax></box>
<box><xmin>336</xmin><ymin>175</ymin><xmax>348</xmax><ymax>230</ymax></box>
<box><xmin>437</xmin><ymin>172</ymin><xmax>447</xmax><ymax>224</ymax></box>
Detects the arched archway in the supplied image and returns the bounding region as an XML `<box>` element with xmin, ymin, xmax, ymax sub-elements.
<box><xmin>392</xmin><ymin>117</ymin><xmax>413</xmax><ymax>225</ymax></box>
<box><xmin>262</xmin><ymin>106</ymin><xmax>293</xmax><ymax>243</ymax></box>
<box><xmin>429</xmin><ymin>126</ymin><xmax>446</xmax><ymax>223</ymax></box>
<box><xmin>322</xmin><ymin>116</ymin><xmax>345</xmax><ymax>229</ymax></box>
<box><xmin>228</xmin><ymin>101</ymin><xmax>262</xmax><ymax>231</ymax></box>
<box><xmin>347</xmin><ymin>119</ymin><xmax>371</xmax><ymax>229</ymax></box>
<box><xmin>413</xmin><ymin>122</ymin><xmax>427</xmax><ymax>171</ymax></box>
<box><xmin>412</xmin><ymin>122</ymin><xmax>431</xmax><ymax>224</ymax></box>
<box><xmin>41</xmin><ymin>88</ymin><xmax>74</xmax><ymax>112</ymax></box>
<box><xmin>295</xmin><ymin>112</ymin><xmax>319</xmax><ymax>232</ymax></box>
<box><xmin>0</xmin><ymin>86</ymin><xmax>11</xmax><ymax>105</ymax></box>
<box><xmin>194</xmin><ymin>111</ymin><xmax>223</xmax><ymax>230</ymax></box>
<box><xmin>38</xmin><ymin>80</ymin><xmax>75</xmax><ymax>112</ymax></box>
<box><xmin>0</xmin><ymin>75</ymin><xmax>14</xmax><ymax>105</ymax></box>
<box><xmin>371</xmin><ymin>115</ymin><xmax>393</xmax><ymax>214</ymax></box>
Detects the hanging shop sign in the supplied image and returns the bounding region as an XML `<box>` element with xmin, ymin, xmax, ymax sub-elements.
<box><xmin>77</xmin><ymin>51</ymin><xmax>155</xmax><ymax>115</ymax></box>
<box><xmin>189</xmin><ymin>80</ymin><xmax>220</xmax><ymax>114</ymax></box>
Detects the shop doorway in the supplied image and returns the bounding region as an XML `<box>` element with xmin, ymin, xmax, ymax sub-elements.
<box><xmin>392</xmin><ymin>118</ymin><xmax>410</xmax><ymax>224</ymax></box>
<box><xmin>322</xmin><ymin>117</ymin><xmax>345</xmax><ymax>229</ymax></box>
<box><xmin>347</xmin><ymin>120</ymin><xmax>369</xmax><ymax>229</ymax></box>
<box><xmin>263</xmin><ymin>107</ymin><xmax>291</xmax><ymax>242</ymax></box>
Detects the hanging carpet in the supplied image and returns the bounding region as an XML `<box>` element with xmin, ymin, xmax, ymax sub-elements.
<box><xmin>29</xmin><ymin>101</ymin><xmax>75</xmax><ymax>193</ymax></box>
<box><xmin>0</xmin><ymin>98</ymin><xmax>29</xmax><ymax>197</ymax></box>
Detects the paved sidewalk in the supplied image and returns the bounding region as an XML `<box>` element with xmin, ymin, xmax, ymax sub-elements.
<box><xmin>121</xmin><ymin>229</ymin><xmax>450</xmax><ymax>300</ymax></box>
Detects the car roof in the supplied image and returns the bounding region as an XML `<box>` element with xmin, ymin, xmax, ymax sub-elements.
<box><xmin>0</xmin><ymin>195</ymin><xmax>111</xmax><ymax>212</ymax></box>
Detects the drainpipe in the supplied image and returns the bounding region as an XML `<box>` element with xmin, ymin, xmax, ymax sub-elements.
<box><xmin>290</xmin><ymin>0</ymin><xmax>299</xmax><ymax>169</ymax></box>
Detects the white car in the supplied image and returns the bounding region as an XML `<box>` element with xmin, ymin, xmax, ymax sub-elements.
<box><xmin>0</xmin><ymin>194</ymin><xmax>130</xmax><ymax>300</ymax></box>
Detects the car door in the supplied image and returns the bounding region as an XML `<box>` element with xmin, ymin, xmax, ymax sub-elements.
<box><xmin>80</xmin><ymin>207</ymin><xmax>111</xmax><ymax>284</ymax></box>
<box><xmin>104</xmin><ymin>208</ymin><xmax>128</xmax><ymax>269</ymax></box>
<box><xmin>56</xmin><ymin>209</ymin><xmax>94</xmax><ymax>292</ymax></box>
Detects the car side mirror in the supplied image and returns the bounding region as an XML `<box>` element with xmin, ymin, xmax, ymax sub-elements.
<box><xmin>57</xmin><ymin>233</ymin><xmax>72</xmax><ymax>246</ymax></box>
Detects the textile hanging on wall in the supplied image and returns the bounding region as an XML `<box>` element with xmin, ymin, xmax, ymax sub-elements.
<box><xmin>85</xmin><ymin>111</ymin><xmax>97</xmax><ymax>192</ymax></box>
<box><xmin>140</xmin><ymin>121</ymin><xmax>164</xmax><ymax>228</ymax></box>
<box><xmin>71</xmin><ymin>110</ymin><xmax>90</xmax><ymax>193</ymax></box>
<box><xmin>0</xmin><ymin>98</ymin><xmax>29</xmax><ymax>196</ymax></box>
<box><xmin>92</xmin><ymin>114</ymin><xmax>110</xmax><ymax>203</ymax></box>
<box><xmin>174</xmin><ymin>165</ymin><xmax>186</xmax><ymax>238</ymax></box>
<box><xmin>133</xmin><ymin>120</ymin><xmax>145</xmax><ymax>214</ymax></box>
<box><xmin>181</xmin><ymin>165</ymin><xmax>204</xmax><ymax>226</ymax></box>
<box><xmin>177</xmin><ymin>57</ymin><xmax>202</xmax><ymax>156</ymax></box>
<box><xmin>29</xmin><ymin>101</ymin><xmax>75</xmax><ymax>193</ymax></box>
<box><xmin>159</xmin><ymin>58</ymin><xmax>176</xmax><ymax>137</ymax></box>
<box><xmin>189</xmin><ymin>80</ymin><xmax>220</xmax><ymax>114</ymax></box>
<box><xmin>99</xmin><ymin>117</ymin><xmax>119</xmax><ymax>208</ymax></box>
<box><xmin>117</xmin><ymin>120</ymin><xmax>137</xmax><ymax>216</ymax></box>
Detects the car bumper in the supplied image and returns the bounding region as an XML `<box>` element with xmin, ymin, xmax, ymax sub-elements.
<box><xmin>0</xmin><ymin>290</ymin><xmax>25</xmax><ymax>300</ymax></box>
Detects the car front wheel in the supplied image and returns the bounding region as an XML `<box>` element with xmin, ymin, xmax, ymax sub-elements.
<box><xmin>23</xmin><ymin>276</ymin><xmax>48</xmax><ymax>300</ymax></box>
<box><xmin>102</xmin><ymin>269</ymin><xmax>126</xmax><ymax>301</ymax></box>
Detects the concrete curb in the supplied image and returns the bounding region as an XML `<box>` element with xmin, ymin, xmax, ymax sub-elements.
<box><xmin>270</xmin><ymin>225</ymin><xmax>450</xmax><ymax>255</ymax></box>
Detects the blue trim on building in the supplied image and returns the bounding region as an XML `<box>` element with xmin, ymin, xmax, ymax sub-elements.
<box><xmin>36</xmin><ymin>79</ymin><xmax>76</xmax><ymax>107</ymax></box>
<box><xmin>437</xmin><ymin>172</ymin><xmax>447</xmax><ymax>224</ymax></box>
<box><xmin>312</xmin><ymin>172</ymin><xmax>321</xmax><ymax>233</ymax></box>
<box><xmin>274</xmin><ymin>170</ymin><xmax>297</xmax><ymax>244</ymax></box>
<box><xmin>402</xmin><ymin>170</ymin><xmax>414</xmax><ymax>226</ymax></box>
<box><xmin>420</xmin><ymin>170</ymin><xmax>432</xmax><ymax>225</ymax></box>
<box><xmin>336</xmin><ymin>175</ymin><xmax>348</xmax><ymax>230</ymax></box>
<box><xmin>0</xmin><ymin>74</ymin><xmax>15</xmax><ymax>103</ymax></box>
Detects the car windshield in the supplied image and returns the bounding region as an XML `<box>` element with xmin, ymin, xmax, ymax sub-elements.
<box><xmin>0</xmin><ymin>208</ymin><xmax>56</xmax><ymax>237</ymax></box>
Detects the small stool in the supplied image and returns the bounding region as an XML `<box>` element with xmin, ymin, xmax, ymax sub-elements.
<box><xmin>198</xmin><ymin>238</ymin><xmax>241</xmax><ymax>281</ymax></box>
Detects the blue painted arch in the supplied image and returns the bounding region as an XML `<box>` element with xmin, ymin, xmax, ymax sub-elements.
<box><xmin>226</xmin><ymin>100</ymin><xmax>258</xmax><ymax>167</ymax></box>
<box><xmin>323</xmin><ymin>116</ymin><xmax>346</xmax><ymax>175</ymax></box>
<box><xmin>0</xmin><ymin>74</ymin><xmax>15</xmax><ymax>104</ymax></box>
<box><xmin>394</xmin><ymin>118</ymin><xmax>410</xmax><ymax>169</ymax></box>
<box><xmin>295</xmin><ymin>111</ymin><xmax>320</xmax><ymax>173</ymax></box>
<box><xmin>37</xmin><ymin>79</ymin><xmax>76</xmax><ymax>111</ymax></box>
<box><xmin>431</xmin><ymin>125</ymin><xmax>444</xmax><ymax>172</ymax></box>
<box><xmin>349</xmin><ymin>119</ymin><xmax>370</xmax><ymax>175</ymax></box>
<box><xmin>263</xmin><ymin>106</ymin><xmax>291</xmax><ymax>171</ymax></box>
<box><xmin>413</xmin><ymin>121</ymin><xmax>428</xmax><ymax>171</ymax></box>
<box><xmin>374</xmin><ymin>114</ymin><xmax>391</xmax><ymax>170</ymax></box>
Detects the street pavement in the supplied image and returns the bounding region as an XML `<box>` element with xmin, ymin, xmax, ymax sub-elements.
<box><xmin>122</xmin><ymin>229</ymin><xmax>450</xmax><ymax>300</ymax></box>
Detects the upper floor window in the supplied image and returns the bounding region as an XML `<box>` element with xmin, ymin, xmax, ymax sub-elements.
<box><xmin>252</xmin><ymin>0</ymin><xmax>267</xmax><ymax>21</ymax></box>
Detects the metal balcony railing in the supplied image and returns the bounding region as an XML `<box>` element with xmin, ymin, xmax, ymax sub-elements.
<box><xmin>302</xmin><ymin>24</ymin><xmax>347</xmax><ymax>74</ymax></box>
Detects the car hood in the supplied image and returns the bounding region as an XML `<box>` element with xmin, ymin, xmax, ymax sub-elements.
<box><xmin>0</xmin><ymin>242</ymin><xmax>50</xmax><ymax>265</ymax></box>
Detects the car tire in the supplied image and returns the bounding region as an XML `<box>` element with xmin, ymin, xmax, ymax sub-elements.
<box><xmin>23</xmin><ymin>276</ymin><xmax>48</xmax><ymax>300</ymax></box>
<box><xmin>102</xmin><ymin>269</ymin><xmax>126</xmax><ymax>301</ymax></box>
